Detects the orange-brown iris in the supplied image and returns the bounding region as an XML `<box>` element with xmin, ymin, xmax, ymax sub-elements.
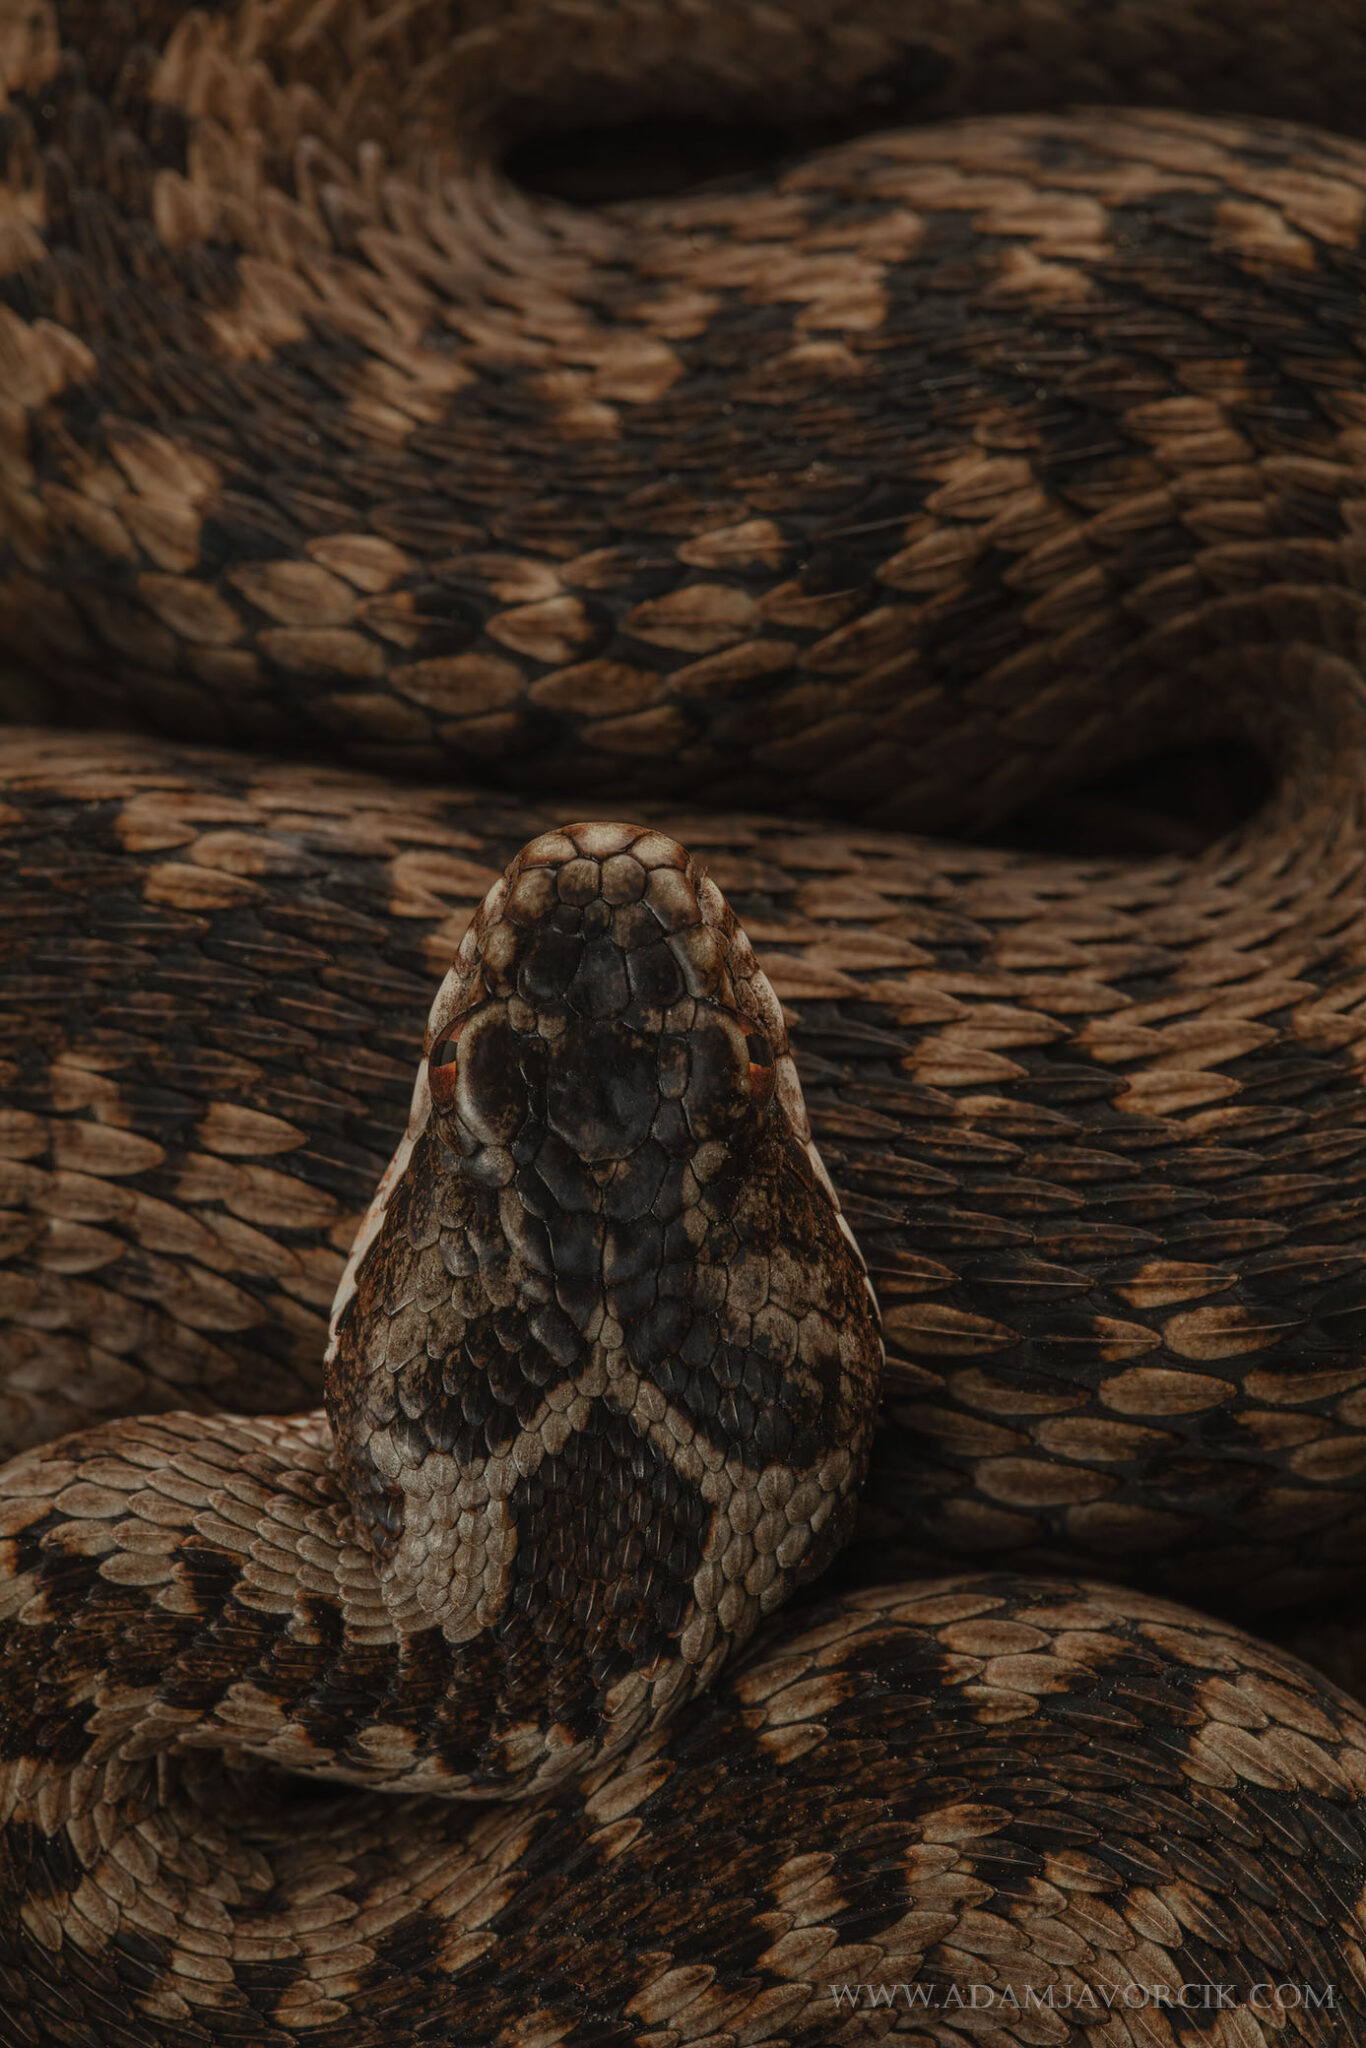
<box><xmin>745</xmin><ymin>1030</ymin><xmax>776</xmax><ymax>1102</ymax></box>
<box><xmin>428</xmin><ymin>1025</ymin><xmax>464</xmax><ymax>1111</ymax></box>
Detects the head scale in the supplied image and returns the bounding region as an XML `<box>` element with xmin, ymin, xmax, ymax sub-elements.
<box><xmin>325</xmin><ymin>822</ymin><xmax>882</xmax><ymax>1796</ymax></box>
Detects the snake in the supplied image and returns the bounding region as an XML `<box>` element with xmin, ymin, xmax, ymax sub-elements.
<box><xmin>11</xmin><ymin>2</ymin><xmax>1366</xmax><ymax>2042</ymax></box>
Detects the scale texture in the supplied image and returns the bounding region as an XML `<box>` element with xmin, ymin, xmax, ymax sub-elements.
<box><xmin>5</xmin><ymin>5</ymin><xmax>1366</xmax><ymax>2044</ymax></box>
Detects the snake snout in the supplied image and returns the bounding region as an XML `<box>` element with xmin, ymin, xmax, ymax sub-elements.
<box><xmin>477</xmin><ymin>820</ymin><xmax>734</xmax><ymax>1013</ymax></box>
<box><xmin>425</xmin><ymin>820</ymin><xmax>789</xmax><ymax>1165</ymax></box>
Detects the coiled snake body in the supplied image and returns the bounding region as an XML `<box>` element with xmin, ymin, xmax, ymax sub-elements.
<box><xmin>8</xmin><ymin>4</ymin><xmax>1366</xmax><ymax>2042</ymax></box>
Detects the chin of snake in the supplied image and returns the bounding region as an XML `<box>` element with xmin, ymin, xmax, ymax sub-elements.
<box><xmin>12</xmin><ymin>3</ymin><xmax>1366</xmax><ymax>2044</ymax></box>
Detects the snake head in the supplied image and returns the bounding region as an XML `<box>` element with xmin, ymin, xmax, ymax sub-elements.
<box><xmin>324</xmin><ymin>823</ymin><xmax>882</xmax><ymax>1795</ymax></box>
<box><xmin>424</xmin><ymin>820</ymin><xmax>789</xmax><ymax>1172</ymax></box>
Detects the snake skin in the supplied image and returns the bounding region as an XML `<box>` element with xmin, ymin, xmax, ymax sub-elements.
<box><xmin>8</xmin><ymin>3</ymin><xmax>1366</xmax><ymax>2043</ymax></box>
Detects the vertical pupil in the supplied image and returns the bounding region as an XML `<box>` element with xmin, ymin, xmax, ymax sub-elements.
<box><xmin>432</xmin><ymin>1039</ymin><xmax>460</xmax><ymax>1066</ymax></box>
<box><xmin>746</xmin><ymin>1035</ymin><xmax>771</xmax><ymax>1067</ymax></box>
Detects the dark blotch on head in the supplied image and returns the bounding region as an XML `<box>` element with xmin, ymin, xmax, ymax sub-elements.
<box><xmin>628</xmin><ymin>940</ymin><xmax>686</xmax><ymax>1007</ymax></box>
<box><xmin>683</xmin><ymin>1008</ymin><xmax>751</xmax><ymax>1141</ymax></box>
<box><xmin>568</xmin><ymin>936</ymin><xmax>631</xmax><ymax>1019</ymax></box>
<box><xmin>517</xmin><ymin>926</ymin><xmax>582</xmax><ymax>1003</ymax></box>
<box><xmin>546</xmin><ymin>1019</ymin><xmax>656</xmax><ymax>1160</ymax></box>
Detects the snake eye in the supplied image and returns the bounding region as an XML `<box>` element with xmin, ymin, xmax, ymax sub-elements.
<box><xmin>745</xmin><ymin>1031</ymin><xmax>775</xmax><ymax>1101</ymax></box>
<box><xmin>428</xmin><ymin>1026</ymin><xmax>464</xmax><ymax>1110</ymax></box>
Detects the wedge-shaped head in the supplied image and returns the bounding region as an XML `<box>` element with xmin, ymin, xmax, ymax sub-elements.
<box><xmin>326</xmin><ymin>822</ymin><xmax>882</xmax><ymax>1794</ymax></box>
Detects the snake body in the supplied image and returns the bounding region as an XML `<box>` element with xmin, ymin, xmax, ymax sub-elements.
<box><xmin>9</xmin><ymin>3</ymin><xmax>1366</xmax><ymax>2042</ymax></box>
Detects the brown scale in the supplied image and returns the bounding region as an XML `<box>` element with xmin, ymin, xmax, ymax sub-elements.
<box><xmin>6</xmin><ymin>3</ymin><xmax>1366</xmax><ymax>2044</ymax></box>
